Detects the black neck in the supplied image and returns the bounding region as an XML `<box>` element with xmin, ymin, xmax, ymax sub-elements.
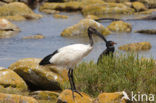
<box><xmin>107</xmin><ymin>46</ymin><xmax>115</xmax><ymax>53</ymax></box>
<box><xmin>88</xmin><ymin>32</ymin><xmax>93</xmax><ymax>46</ymax></box>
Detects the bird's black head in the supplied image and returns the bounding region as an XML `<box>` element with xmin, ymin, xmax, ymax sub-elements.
<box><xmin>88</xmin><ymin>26</ymin><xmax>107</xmax><ymax>43</ymax></box>
<box><xmin>106</xmin><ymin>41</ymin><xmax>117</xmax><ymax>48</ymax></box>
<box><xmin>88</xmin><ymin>26</ymin><xmax>97</xmax><ymax>34</ymax></box>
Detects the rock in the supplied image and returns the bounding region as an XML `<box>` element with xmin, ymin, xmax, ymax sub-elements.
<box><xmin>22</xmin><ymin>34</ymin><xmax>45</xmax><ymax>39</ymax></box>
<box><xmin>107</xmin><ymin>21</ymin><xmax>132</xmax><ymax>33</ymax></box>
<box><xmin>0</xmin><ymin>1</ymin><xmax>6</xmax><ymax>6</ymax></box>
<box><xmin>0</xmin><ymin>66</ymin><xmax>5</xmax><ymax>70</ymax></box>
<box><xmin>135</xmin><ymin>29</ymin><xmax>156</xmax><ymax>34</ymax></box>
<box><xmin>53</xmin><ymin>14</ymin><xmax>68</xmax><ymax>19</ymax></box>
<box><xmin>118</xmin><ymin>42</ymin><xmax>152</xmax><ymax>51</ymax></box>
<box><xmin>124</xmin><ymin>2</ymin><xmax>132</xmax><ymax>8</ymax></box>
<box><xmin>96</xmin><ymin>91</ymin><xmax>130</xmax><ymax>103</ymax></box>
<box><xmin>0</xmin><ymin>2</ymin><xmax>42</xmax><ymax>21</ymax></box>
<box><xmin>40</xmin><ymin>2</ymin><xmax>82</xmax><ymax>12</ymax></box>
<box><xmin>0</xmin><ymin>69</ymin><xmax>28</xmax><ymax>94</ymax></box>
<box><xmin>82</xmin><ymin>3</ymin><xmax>135</xmax><ymax>16</ymax></box>
<box><xmin>0</xmin><ymin>93</ymin><xmax>38</xmax><ymax>103</ymax></box>
<box><xmin>139</xmin><ymin>0</ymin><xmax>156</xmax><ymax>8</ymax></box>
<box><xmin>0</xmin><ymin>18</ymin><xmax>20</xmax><ymax>38</ymax></box>
<box><xmin>30</xmin><ymin>91</ymin><xmax>59</xmax><ymax>102</ymax></box>
<box><xmin>139</xmin><ymin>9</ymin><xmax>156</xmax><ymax>14</ymax></box>
<box><xmin>8</xmin><ymin>58</ymin><xmax>68</xmax><ymax>91</ymax></box>
<box><xmin>102</xmin><ymin>0</ymin><xmax>130</xmax><ymax>2</ymax></box>
<box><xmin>61</xmin><ymin>19</ymin><xmax>111</xmax><ymax>37</ymax></box>
<box><xmin>41</xmin><ymin>9</ymin><xmax>60</xmax><ymax>14</ymax></box>
<box><xmin>57</xmin><ymin>89</ymin><xmax>93</xmax><ymax>103</ymax></box>
<box><xmin>132</xmin><ymin>2</ymin><xmax>147</xmax><ymax>12</ymax></box>
<box><xmin>85</xmin><ymin>15</ymin><xmax>99</xmax><ymax>20</ymax></box>
<box><xmin>132</xmin><ymin>12</ymin><xmax>156</xmax><ymax>20</ymax></box>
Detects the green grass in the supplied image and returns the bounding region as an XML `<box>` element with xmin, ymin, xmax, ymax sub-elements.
<box><xmin>71</xmin><ymin>53</ymin><xmax>156</xmax><ymax>99</ymax></box>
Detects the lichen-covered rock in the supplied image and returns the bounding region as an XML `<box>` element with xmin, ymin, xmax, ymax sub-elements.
<box><xmin>0</xmin><ymin>66</ymin><xmax>5</xmax><ymax>70</ymax></box>
<box><xmin>41</xmin><ymin>9</ymin><xmax>60</xmax><ymax>14</ymax></box>
<box><xmin>139</xmin><ymin>9</ymin><xmax>156</xmax><ymax>14</ymax></box>
<box><xmin>139</xmin><ymin>0</ymin><xmax>156</xmax><ymax>8</ymax></box>
<box><xmin>118</xmin><ymin>42</ymin><xmax>152</xmax><ymax>51</ymax></box>
<box><xmin>107</xmin><ymin>21</ymin><xmax>132</xmax><ymax>33</ymax></box>
<box><xmin>57</xmin><ymin>89</ymin><xmax>93</xmax><ymax>103</ymax></box>
<box><xmin>135</xmin><ymin>29</ymin><xmax>156</xmax><ymax>34</ymax></box>
<box><xmin>82</xmin><ymin>3</ymin><xmax>135</xmax><ymax>16</ymax></box>
<box><xmin>85</xmin><ymin>15</ymin><xmax>99</xmax><ymax>20</ymax></box>
<box><xmin>40</xmin><ymin>2</ymin><xmax>82</xmax><ymax>12</ymax></box>
<box><xmin>8</xmin><ymin>58</ymin><xmax>68</xmax><ymax>91</ymax></box>
<box><xmin>0</xmin><ymin>69</ymin><xmax>28</xmax><ymax>94</ymax></box>
<box><xmin>0</xmin><ymin>18</ymin><xmax>20</xmax><ymax>38</ymax></box>
<box><xmin>96</xmin><ymin>91</ymin><xmax>130</xmax><ymax>103</ymax></box>
<box><xmin>0</xmin><ymin>2</ymin><xmax>42</xmax><ymax>21</ymax></box>
<box><xmin>22</xmin><ymin>34</ymin><xmax>45</xmax><ymax>39</ymax></box>
<box><xmin>61</xmin><ymin>19</ymin><xmax>111</xmax><ymax>37</ymax></box>
<box><xmin>53</xmin><ymin>14</ymin><xmax>68</xmax><ymax>19</ymax></box>
<box><xmin>0</xmin><ymin>93</ymin><xmax>38</xmax><ymax>103</ymax></box>
<box><xmin>31</xmin><ymin>91</ymin><xmax>59</xmax><ymax>103</ymax></box>
<box><xmin>132</xmin><ymin>2</ymin><xmax>147</xmax><ymax>12</ymax></box>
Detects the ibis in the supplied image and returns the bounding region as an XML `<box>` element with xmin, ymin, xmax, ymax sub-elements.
<box><xmin>39</xmin><ymin>27</ymin><xmax>107</xmax><ymax>98</ymax></box>
<box><xmin>97</xmin><ymin>41</ymin><xmax>116</xmax><ymax>64</ymax></box>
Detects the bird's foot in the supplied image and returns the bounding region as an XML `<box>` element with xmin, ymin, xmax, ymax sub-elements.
<box><xmin>72</xmin><ymin>89</ymin><xmax>83</xmax><ymax>98</ymax></box>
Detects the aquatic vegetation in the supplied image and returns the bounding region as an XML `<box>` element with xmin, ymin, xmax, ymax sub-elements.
<box><xmin>72</xmin><ymin>53</ymin><xmax>156</xmax><ymax>98</ymax></box>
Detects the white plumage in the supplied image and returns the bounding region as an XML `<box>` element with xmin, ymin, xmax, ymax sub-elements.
<box><xmin>49</xmin><ymin>44</ymin><xmax>93</xmax><ymax>69</ymax></box>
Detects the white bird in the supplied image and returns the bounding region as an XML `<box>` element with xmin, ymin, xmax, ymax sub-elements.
<box><xmin>39</xmin><ymin>27</ymin><xmax>107</xmax><ymax>98</ymax></box>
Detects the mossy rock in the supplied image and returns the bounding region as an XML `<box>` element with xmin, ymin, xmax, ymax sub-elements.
<box><xmin>107</xmin><ymin>21</ymin><xmax>132</xmax><ymax>33</ymax></box>
<box><xmin>30</xmin><ymin>91</ymin><xmax>59</xmax><ymax>102</ymax></box>
<box><xmin>53</xmin><ymin>14</ymin><xmax>68</xmax><ymax>19</ymax></box>
<box><xmin>118</xmin><ymin>42</ymin><xmax>152</xmax><ymax>51</ymax></box>
<box><xmin>22</xmin><ymin>34</ymin><xmax>45</xmax><ymax>39</ymax></box>
<box><xmin>0</xmin><ymin>18</ymin><xmax>20</xmax><ymax>38</ymax></box>
<box><xmin>0</xmin><ymin>67</ymin><xmax>5</xmax><ymax>70</ymax></box>
<box><xmin>138</xmin><ymin>9</ymin><xmax>156</xmax><ymax>14</ymax></box>
<box><xmin>85</xmin><ymin>15</ymin><xmax>99</xmax><ymax>20</ymax></box>
<box><xmin>139</xmin><ymin>0</ymin><xmax>156</xmax><ymax>8</ymax></box>
<box><xmin>82</xmin><ymin>3</ymin><xmax>135</xmax><ymax>16</ymax></box>
<box><xmin>41</xmin><ymin>9</ymin><xmax>60</xmax><ymax>14</ymax></box>
<box><xmin>96</xmin><ymin>91</ymin><xmax>129</xmax><ymax>103</ymax></box>
<box><xmin>132</xmin><ymin>2</ymin><xmax>147</xmax><ymax>12</ymax></box>
<box><xmin>8</xmin><ymin>58</ymin><xmax>68</xmax><ymax>91</ymax></box>
<box><xmin>39</xmin><ymin>2</ymin><xmax>82</xmax><ymax>12</ymax></box>
<box><xmin>61</xmin><ymin>19</ymin><xmax>111</xmax><ymax>37</ymax></box>
<box><xmin>57</xmin><ymin>89</ymin><xmax>93</xmax><ymax>103</ymax></box>
<box><xmin>0</xmin><ymin>2</ymin><xmax>42</xmax><ymax>21</ymax></box>
<box><xmin>0</xmin><ymin>69</ymin><xmax>28</xmax><ymax>94</ymax></box>
<box><xmin>135</xmin><ymin>29</ymin><xmax>156</xmax><ymax>34</ymax></box>
<box><xmin>0</xmin><ymin>93</ymin><xmax>38</xmax><ymax>103</ymax></box>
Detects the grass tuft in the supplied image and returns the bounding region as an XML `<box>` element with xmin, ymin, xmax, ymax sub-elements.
<box><xmin>72</xmin><ymin>53</ymin><xmax>156</xmax><ymax>98</ymax></box>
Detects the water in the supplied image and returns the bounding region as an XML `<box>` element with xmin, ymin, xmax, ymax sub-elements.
<box><xmin>0</xmin><ymin>11</ymin><xmax>156</xmax><ymax>68</ymax></box>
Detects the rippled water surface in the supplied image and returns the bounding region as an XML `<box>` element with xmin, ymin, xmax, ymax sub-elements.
<box><xmin>0</xmin><ymin>11</ymin><xmax>156</xmax><ymax>67</ymax></box>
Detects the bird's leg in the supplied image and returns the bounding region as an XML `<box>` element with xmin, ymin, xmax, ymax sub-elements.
<box><xmin>71</xmin><ymin>69</ymin><xmax>83</xmax><ymax>97</ymax></box>
<box><xmin>68</xmin><ymin>68</ymin><xmax>76</xmax><ymax>99</ymax></box>
<box><xmin>68</xmin><ymin>69</ymin><xmax>74</xmax><ymax>90</ymax></box>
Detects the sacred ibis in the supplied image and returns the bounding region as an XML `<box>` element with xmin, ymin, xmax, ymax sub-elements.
<box><xmin>39</xmin><ymin>27</ymin><xmax>107</xmax><ymax>98</ymax></box>
<box><xmin>97</xmin><ymin>41</ymin><xmax>116</xmax><ymax>64</ymax></box>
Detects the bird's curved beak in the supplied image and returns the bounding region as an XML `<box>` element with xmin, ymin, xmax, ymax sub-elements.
<box><xmin>112</xmin><ymin>42</ymin><xmax>117</xmax><ymax>45</ymax></box>
<box><xmin>95</xmin><ymin>30</ymin><xmax>107</xmax><ymax>43</ymax></box>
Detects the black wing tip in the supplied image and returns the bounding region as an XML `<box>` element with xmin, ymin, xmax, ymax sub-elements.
<box><xmin>39</xmin><ymin>60</ymin><xmax>49</xmax><ymax>65</ymax></box>
<box><xmin>39</xmin><ymin>50</ymin><xmax>58</xmax><ymax>66</ymax></box>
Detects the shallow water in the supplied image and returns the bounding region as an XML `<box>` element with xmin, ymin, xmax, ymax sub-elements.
<box><xmin>0</xmin><ymin>11</ymin><xmax>156</xmax><ymax>68</ymax></box>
